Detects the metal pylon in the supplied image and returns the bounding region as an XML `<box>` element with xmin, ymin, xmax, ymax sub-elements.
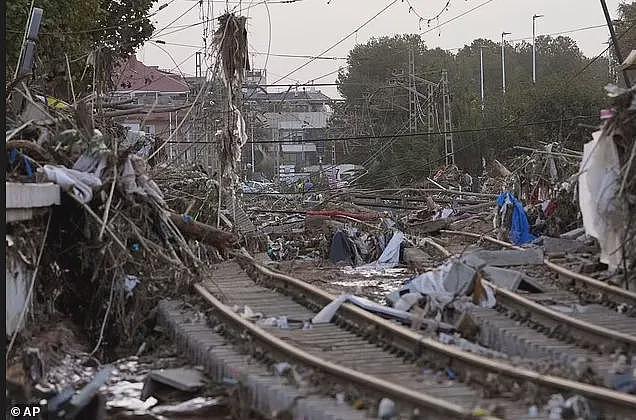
<box><xmin>408</xmin><ymin>49</ymin><xmax>418</xmax><ymax>133</ymax></box>
<box><xmin>441</xmin><ymin>69</ymin><xmax>454</xmax><ymax>165</ymax></box>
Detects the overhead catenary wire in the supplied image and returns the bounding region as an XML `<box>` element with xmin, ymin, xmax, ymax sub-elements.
<box><xmin>152</xmin><ymin>0</ymin><xmax>200</xmax><ymax>39</ymax></box>
<box><xmin>164</xmin><ymin>115</ymin><xmax>595</xmax><ymax>145</ymax></box>
<box><xmin>567</xmin><ymin>21</ymin><xmax>636</xmax><ymax>82</ymax></box>
<box><xmin>404</xmin><ymin>0</ymin><xmax>452</xmax><ymax>31</ymax></box>
<box><xmin>272</xmin><ymin>0</ymin><xmax>399</xmax><ymax>83</ymax></box>
<box><xmin>155</xmin><ymin>40</ymin><xmax>347</xmax><ymax>60</ymax></box>
<box><xmin>420</xmin><ymin>0</ymin><xmax>496</xmax><ymax>35</ymax></box>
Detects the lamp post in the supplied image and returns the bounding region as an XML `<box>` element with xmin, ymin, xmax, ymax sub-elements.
<box><xmin>480</xmin><ymin>46</ymin><xmax>485</xmax><ymax>110</ymax></box>
<box><xmin>501</xmin><ymin>31</ymin><xmax>511</xmax><ymax>94</ymax></box>
<box><xmin>532</xmin><ymin>14</ymin><xmax>544</xmax><ymax>84</ymax></box>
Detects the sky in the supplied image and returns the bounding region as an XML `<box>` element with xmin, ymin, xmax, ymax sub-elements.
<box><xmin>138</xmin><ymin>0</ymin><xmax>625</xmax><ymax>98</ymax></box>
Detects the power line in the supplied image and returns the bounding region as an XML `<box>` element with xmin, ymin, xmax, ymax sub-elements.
<box><xmin>153</xmin><ymin>1</ymin><xmax>200</xmax><ymax>38</ymax></box>
<box><xmin>154</xmin><ymin>40</ymin><xmax>347</xmax><ymax>59</ymax></box>
<box><xmin>420</xmin><ymin>0</ymin><xmax>496</xmax><ymax>35</ymax></box>
<box><xmin>404</xmin><ymin>0</ymin><xmax>451</xmax><ymax>30</ymax></box>
<box><xmin>509</xmin><ymin>24</ymin><xmax>607</xmax><ymax>42</ymax></box>
<box><xmin>175</xmin><ymin>0</ymin><xmax>304</xmax><ymax>3</ymax></box>
<box><xmin>164</xmin><ymin>115</ymin><xmax>595</xmax><ymax>144</ymax></box>
<box><xmin>273</xmin><ymin>0</ymin><xmax>399</xmax><ymax>83</ymax></box>
<box><xmin>568</xmin><ymin>21</ymin><xmax>636</xmax><ymax>82</ymax></box>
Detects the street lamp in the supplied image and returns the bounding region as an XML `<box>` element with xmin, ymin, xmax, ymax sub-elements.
<box><xmin>532</xmin><ymin>14</ymin><xmax>544</xmax><ymax>84</ymax></box>
<box><xmin>480</xmin><ymin>46</ymin><xmax>485</xmax><ymax>110</ymax></box>
<box><xmin>501</xmin><ymin>31</ymin><xmax>511</xmax><ymax>94</ymax></box>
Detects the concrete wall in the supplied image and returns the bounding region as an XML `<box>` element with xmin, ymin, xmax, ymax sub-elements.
<box><xmin>6</xmin><ymin>251</ymin><xmax>32</xmax><ymax>337</ymax></box>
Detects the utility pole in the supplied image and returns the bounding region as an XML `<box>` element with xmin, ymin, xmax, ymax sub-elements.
<box><xmin>501</xmin><ymin>31</ymin><xmax>511</xmax><ymax>94</ymax></box>
<box><xmin>532</xmin><ymin>14</ymin><xmax>543</xmax><ymax>84</ymax></box>
<box><xmin>600</xmin><ymin>0</ymin><xmax>631</xmax><ymax>87</ymax></box>
<box><xmin>408</xmin><ymin>49</ymin><xmax>418</xmax><ymax>133</ymax></box>
<box><xmin>480</xmin><ymin>47</ymin><xmax>485</xmax><ymax>110</ymax></box>
<box><xmin>427</xmin><ymin>83</ymin><xmax>435</xmax><ymax>133</ymax></box>
<box><xmin>195</xmin><ymin>51</ymin><xmax>202</xmax><ymax>78</ymax></box>
<box><xmin>441</xmin><ymin>69</ymin><xmax>454</xmax><ymax>166</ymax></box>
<box><xmin>250</xmin><ymin>112</ymin><xmax>255</xmax><ymax>176</ymax></box>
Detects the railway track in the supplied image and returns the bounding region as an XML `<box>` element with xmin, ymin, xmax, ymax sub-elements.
<box><xmin>187</xmin><ymin>254</ymin><xmax>636</xmax><ymax>419</ymax></box>
<box><xmin>433</xmin><ymin>230</ymin><xmax>636</xmax><ymax>387</ymax></box>
<box><xmin>438</xmin><ymin>229</ymin><xmax>636</xmax><ymax>310</ymax></box>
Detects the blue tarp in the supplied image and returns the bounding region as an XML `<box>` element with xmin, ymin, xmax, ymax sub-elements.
<box><xmin>496</xmin><ymin>192</ymin><xmax>536</xmax><ymax>245</ymax></box>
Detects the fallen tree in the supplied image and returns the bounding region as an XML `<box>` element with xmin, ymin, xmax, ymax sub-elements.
<box><xmin>168</xmin><ymin>212</ymin><xmax>237</xmax><ymax>249</ymax></box>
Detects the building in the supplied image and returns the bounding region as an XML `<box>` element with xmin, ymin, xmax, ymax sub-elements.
<box><xmin>244</xmin><ymin>70</ymin><xmax>333</xmax><ymax>177</ymax></box>
<box><xmin>109</xmin><ymin>56</ymin><xmax>194</xmax><ymax>162</ymax></box>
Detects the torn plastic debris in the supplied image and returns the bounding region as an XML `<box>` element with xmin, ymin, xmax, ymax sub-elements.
<box><xmin>544</xmin><ymin>394</ymin><xmax>591</xmax><ymax>420</ymax></box>
<box><xmin>387</xmin><ymin>259</ymin><xmax>495</xmax><ymax>314</ymax></box>
<box><xmin>312</xmin><ymin>294</ymin><xmax>413</xmax><ymax>324</ymax></box>
<box><xmin>240</xmin><ymin>305</ymin><xmax>257</xmax><ymax>319</ymax></box>
<box><xmin>43</xmin><ymin>164</ymin><xmax>103</xmax><ymax>203</ymax></box>
<box><xmin>496</xmin><ymin>192</ymin><xmax>536</xmax><ymax>245</ymax></box>
<box><xmin>151</xmin><ymin>397</ymin><xmax>224</xmax><ymax>415</ymax></box>
<box><xmin>311</xmin><ymin>293</ymin><xmax>454</xmax><ymax>331</ymax></box>
<box><xmin>357</xmin><ymin>230</ymin><xmax>405</xmax><ymax>270</ymax></box>
<box><xmin>433</xmin><ymin>208</ymin><xmax>454</xmax><ymax>220</ymax></box>
<box><xmin>329</xmin><ymin>230</ymin><xmax>357</xmax><ymax>265</ymax></box>
<box><xmin>256</xmin><ymin>316</ymin><xmax>295</xmax><ymax>329</ymax></box>
<box><xmin>122</xmin><ymin>275</ymin><xmax>140</xmax><ymax>298</ymax></box>
<box><xmin>579</xmin><ymin>130</ymin><xmax>627</xmax><ymax>271</ymax></box>
<box><xmin>273</xmin><ymin>362</ymin><xmax>291</xmax><ymax>376</ymax></box>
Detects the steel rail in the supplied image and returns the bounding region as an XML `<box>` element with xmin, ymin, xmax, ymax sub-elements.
<box><xmin>237</xmin><ymin>256</ymin><xmax>636</xmax><ymax>416</ymax></box>
<box><xmin>439</xmin><ymin>229</ymin><xmax>636</xmax><ymax>307</ymax></box>
<box><xmin>485</xmin><ymin>280</ymin><xmax>636</xmax><ymax>354</ymax></box>
<box><xmin>193</xmin><ymin>283</ymin><xmax>481</xmax><ymax>419</ymax></box>
<box><xmin>438</xmin><ymin>229</ymin><xmax>636</xmax><ymax>354</ymax></box>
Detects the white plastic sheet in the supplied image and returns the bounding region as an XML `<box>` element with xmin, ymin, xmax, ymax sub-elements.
<box><xmin>375</xmin><ymin>230</ymin><xmax>404</xmax><ymax>267</ymax></box>
<box><xmin>43</xmin><ymin>164</ymin><xmax>102</xmax><ymax>203</ymax></box>
<box><xmin>387</xmin><ymin>259</ymin><xmax>496</xmax><ymax>312</ymax></box>
<box><xmin>312</xmin><ymin>294</ymin><xmax>414</xmax><ymax>324</ymax></box>
<box><xmin>355</xmin><ymin>230</ymin><xmax>404</xmax><ymax>270</ymax></box>
<box><xmin>579</xmin><ymin>130</ymin><xmax>626</xmax><ymax>270</ymax></box>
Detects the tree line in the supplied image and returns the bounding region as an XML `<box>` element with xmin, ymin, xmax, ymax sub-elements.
<box><xmin>332</xmin><ymin>3</ymin><xmax>635</xmax><ymax>185</ymax></box>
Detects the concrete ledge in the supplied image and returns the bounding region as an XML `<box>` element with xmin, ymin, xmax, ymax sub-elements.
<box><xmin>7</xmin><ymin>208</ymin><xmax>36</xmax><ymax>223</ymax></box>
<box><xmin>157</xmin><ymin>300</ymin><xmax>369</xmax><ymax>420</ymax></box>
<box><xmin>6</xmin><ymin>182</ymin><xmax>61</xmax><ymax>209</ymax></box>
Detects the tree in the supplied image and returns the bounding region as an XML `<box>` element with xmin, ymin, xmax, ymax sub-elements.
<box><xmin>6</xmin><ymin>0</ymin><xmax>157</xmax><ymax>100</ymax></box>
<box><xmin>331</xmin><ymin>33</ymin><xmax>609</xmax><ymax>185</ymax></box>
<box><xmin>615</xmin><ymin>1</ymin><xmax>636</xmax><ymax>58</ymax></box>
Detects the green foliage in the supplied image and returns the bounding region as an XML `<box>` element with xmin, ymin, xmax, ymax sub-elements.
<box><xmin>6</xmin><ymin>0</ymin><xmax>157</xmax><ymax>99</ymax></box>
<box><xmin>616</xmin><ymin>1</ymin><xmax>636</xmax><ymax>56</ymax></box>
<box><xmin>332</xmin><ymin>33</ymin><xmax>610</xmax><ymax>185</ymax></box>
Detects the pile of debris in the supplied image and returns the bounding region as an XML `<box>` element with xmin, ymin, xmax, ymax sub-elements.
<box><xmin>6</xmin><ymin>97</ymin><xmax>236</xmax><ymax>356</ymax></box>
<box><xmin>152</xmin><ymin>165</ymin><xmax>220</xmax><ymax>227</ymax></box>
<box><xmin>579</xmin><ymin>84</ymin><xmax>636</xmax><ymax>287</ymax></box>
<box><xmin>483</xmin><ymin>143</ymin><xmax>581</xmax><ymax>238</ymax></box>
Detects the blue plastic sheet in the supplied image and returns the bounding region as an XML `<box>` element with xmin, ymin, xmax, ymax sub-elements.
<box><xmin>496</xmin><ymin>192</ymin><xmax>536</xmax><ymax>245</ymax></box>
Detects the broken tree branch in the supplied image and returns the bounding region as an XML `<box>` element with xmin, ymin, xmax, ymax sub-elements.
<box><xmin>168</xmin><ymin>212</ymin><xmax>237</xmax><ymax>249</ymax></box>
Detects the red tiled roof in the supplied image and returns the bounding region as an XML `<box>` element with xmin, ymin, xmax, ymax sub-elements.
<box><xmin>113</xmin><ymin>55</ymin><xmax>190</xmax><ymax>93</ymax></box>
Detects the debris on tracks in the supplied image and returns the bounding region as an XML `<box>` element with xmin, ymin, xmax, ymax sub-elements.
<box><xmin>5</xmin><ymin>91</ymin><xmax>237</xmax><ymax>355</ymax></box>
<box><xmin>579</xmin><ymin>84</ymin><xmax>636</xmax><ymax>286</ymax></box>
